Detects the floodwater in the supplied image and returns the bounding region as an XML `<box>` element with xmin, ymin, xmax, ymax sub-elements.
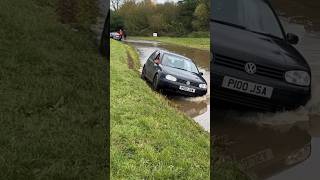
<box><xmin>125</xmin><ymin>40</ymin><xmax>210</xmax><ymax>132</ymax></box>
<box><xmin>213</xmin><ymin>0</ymin><xmax>320</xmax><ymax>179</ymax></box>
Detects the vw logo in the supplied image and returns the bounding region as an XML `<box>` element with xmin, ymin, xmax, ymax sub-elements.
<box><xmin>244</xmin><ymin>63</ymin><xmax>257</xmax><ymax>74</ymax></box>
<box><xmin>186</xmin><ymin>81</ymin><xmax>190</xmax><ymax>85</ymax></box>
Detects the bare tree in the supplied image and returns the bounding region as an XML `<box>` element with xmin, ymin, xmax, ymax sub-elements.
<box><xmin>111</xmin><ymin>0</ymin><xmax>122</xmax><ymax>11</ymax></box>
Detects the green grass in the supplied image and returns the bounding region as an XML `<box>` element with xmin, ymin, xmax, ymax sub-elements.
<box><xmin>110</xmin><ymin>40</ymin><xmax>210</xmax><ymax>179</ymax></box>
<box><xmin>0</xmin><ymin>0</ymin><xmax>107</xmax><ymax>179</ymax></box>
<box><xmin>130</xmin><ymin>36</ymin><xmax>210</xmax><ymax>50</ymax></box>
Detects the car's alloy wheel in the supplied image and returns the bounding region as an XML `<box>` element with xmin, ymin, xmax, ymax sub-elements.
<box><xmin>153</xmin><ymin>74</ymin><xmax>159</xmax><ymax>91</ymax></box>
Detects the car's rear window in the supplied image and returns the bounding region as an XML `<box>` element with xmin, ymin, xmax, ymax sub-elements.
<box><xmin>162</xmin><ymin>54</ymin><xmax>198</xmax><ymax>74</ymax></box>
<box><xmin>212</xmin><ymin>0</ymin><xmax>284</xmax><ymax>39</ymax></box>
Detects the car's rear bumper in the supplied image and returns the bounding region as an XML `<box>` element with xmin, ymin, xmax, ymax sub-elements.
<box><xmin>110</xmin><ymin>36</ymin><xmax>122</xmax><ymax>40</ymax></box>
<box><xmin>212</xmin><ymin>65</ymin><xmax>311</xmax><ymax>111</ymax></box>
<box><xmin>158</xmin><ymin>78</ymin><xmax>207</xmax><ymax>97</ymax></box>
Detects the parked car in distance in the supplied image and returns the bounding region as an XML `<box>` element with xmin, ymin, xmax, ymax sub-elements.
<box><xmin>110</xmin><ymin>32</ymin><xmax>122</xmax><ymax>41</ymax></box>
<box><xmin>142</xmin><ymin>50</ymin><xmax>207</xmax><ymax>97</ymax></box>
<box><xmin>211</xmin><ymin>0</ymin><xmax>311</xmax><ymax>111</ymax></box>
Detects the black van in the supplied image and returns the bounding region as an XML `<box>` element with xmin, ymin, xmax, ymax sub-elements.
<box><xmin>211</xmin><ymin>0</ymin><xmax>311</xmax><ymax>111</ymax></box>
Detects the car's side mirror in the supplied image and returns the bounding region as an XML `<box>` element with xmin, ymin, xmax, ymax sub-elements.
<box><xmin>200</xmin><ymin>72</ymin><xmax>204</xmax><ymax>76</ymax></box>
<box><xmin>287</xmin><ymin>33</ymin><xmax>299</xmax><ymax>45</ymax></box>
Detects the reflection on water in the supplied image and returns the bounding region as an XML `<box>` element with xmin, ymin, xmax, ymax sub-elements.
<box><xmin>125</xmin><ymin>39</ymin><xmax>210</xmax><ymax>132</ymax></box>
<box><xmin>271</xmin><ymin>0</ymin><xmax>320</xmax><ymax>32</ymax></box>
<box><xmin>214</xmin><ymin>113</ymin><xmax>312</xmax><ymax>180</ymax></box>
<box><xmin>214</xmin><ymin>0</ymin><xmax>320</xmax><ymax>179</ymax></box>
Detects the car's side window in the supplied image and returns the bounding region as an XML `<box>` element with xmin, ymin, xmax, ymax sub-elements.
<box><xmin>148</xmin><ymin>51</ymin><xmax>157</xmax><ymax>62</ymax></box>
<box><xmin>154</xmin><ymin>53</ymin><xmax>160</xmax><ymax>62</ymax></box>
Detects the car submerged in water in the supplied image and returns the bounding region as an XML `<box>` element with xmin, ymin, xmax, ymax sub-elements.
<box><xmin>142</xmin><ymin>50</ymin><xmax>207</xmax><ymax>97</ymax></box>
<box><xmin>211</xmin><ymin>0</ymin><xmax>311</xmax><ymax>111</ymax></box>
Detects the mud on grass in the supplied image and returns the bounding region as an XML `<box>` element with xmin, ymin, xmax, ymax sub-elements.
<box><xmin>125</xmin><ymin>44</ymin><xmax>140</xmax><ymax>70</ymax></box>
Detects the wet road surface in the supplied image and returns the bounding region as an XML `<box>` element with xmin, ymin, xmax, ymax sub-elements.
<box><xmin>125</xmin><ymin>40</ymin><xmax>210</xmax><ymax>132</ymax></box>
<box><xmin>213</xmin><ymin>0</ymin><xmax>320</xmax><ymax>179</ymax></box>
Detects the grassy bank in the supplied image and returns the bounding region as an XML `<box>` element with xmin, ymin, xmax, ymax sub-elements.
<box><xmin>0</xmin><ymin>0</ymin><xmax>106</xmax><ymax>178</ymax></box>
<box><xmin>130</xmin><ymin>36</ymin><xmax>210</xmax><ymax>51</ymax></box>
<box><xmin>110</xmin><ymin>40</ymin><xmax>210</xmax><ymax>179</ymax></box>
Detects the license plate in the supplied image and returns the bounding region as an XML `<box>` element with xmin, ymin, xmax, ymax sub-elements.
<box><xmin>222</xmin><ymin>76</ymin><xmax>273</xmax><ymax>98</ymax></box>
<box><xmin>241</xmin><ymin>149</ymin><xmax>274</xmax><ymax>169</ymax></box>
<box><xmin>179</xmin><ymin>86</ymin><xmax>195</xmax><ymax>93</ymax></box>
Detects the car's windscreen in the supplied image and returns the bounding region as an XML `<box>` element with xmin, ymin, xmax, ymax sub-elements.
<box><xmin>162</xmin><ymin>54</ymin><xmax>199</xmax><ymax>74</ymax></box>
<box><xmin>212</xmin><ymin>0</ymin><xmax>284</xmax><ymax>39</ymax></box>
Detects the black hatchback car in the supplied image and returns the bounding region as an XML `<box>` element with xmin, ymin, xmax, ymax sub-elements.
<box><xmin>211</xmin><ymin>0</ymin><xmax>311</xmax><ymax>111</ymax></box>
<box><xmin>142</xmin><ymin>50</ymin><xmax>207</xmax><ymax>96</ymax></box>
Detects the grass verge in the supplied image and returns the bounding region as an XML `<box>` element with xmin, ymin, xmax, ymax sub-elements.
<box><xmin>130</xmin><ymin>36</ymin><xmax>210</xmax><ymax>51</ymax></box>
<box><xmin>110</xmin><ymin>39</ymin><xmax>210</xmax><ymax>179</ymax></box>
<box><xmin>0</xmin><ymin>0</ymin><xmax>106</xmax><ymax>178</ymax></box>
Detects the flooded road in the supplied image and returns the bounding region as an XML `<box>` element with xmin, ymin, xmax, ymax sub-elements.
<box><xmin>213</xmin><ymin>0</ymin><xmax>320</xmax><ymax>179</ymax></box>
<box><xmin>125</xmin><ymin>40</ymin><xmax>210</xmax><ymax>132</ymax></box>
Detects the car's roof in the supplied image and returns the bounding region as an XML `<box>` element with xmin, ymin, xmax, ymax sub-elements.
<box><xmin>158</xmin><ymin>50</ymin><xmax>193</xmax><ymax>62</ymax></box>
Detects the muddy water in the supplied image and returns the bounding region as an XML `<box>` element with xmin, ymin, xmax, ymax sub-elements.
<box><xmin>213</xmin><ymin>0</ymin><xmax>320</xmax><ymax>179</ymax></box>
<box><xmin>125</xmin><ymin>40</ymin><xmax>210</xmax><ymax>132</ymax></box>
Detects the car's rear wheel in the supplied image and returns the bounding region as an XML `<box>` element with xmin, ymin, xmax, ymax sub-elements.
<box><xmin>141</xmin><ymin>66</ymin><xmax>146</xmax><ymax>80</ymax></box>
<box><xmin>152</xmin><ymin>74</ymin><xmax>160</xmax><ymax>91</ymax></box>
